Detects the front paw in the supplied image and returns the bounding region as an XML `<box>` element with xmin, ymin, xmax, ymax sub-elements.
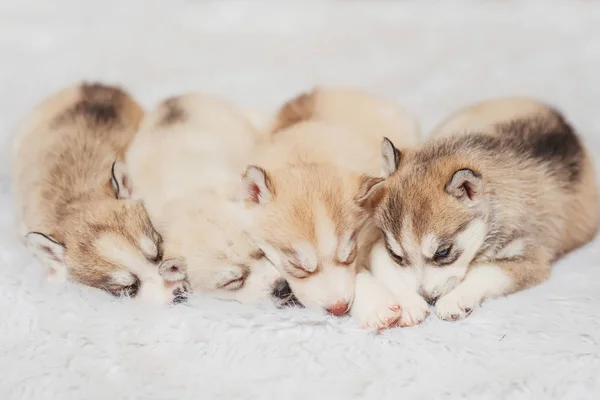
<box><xmin>351</xmin><ymin>296</ymin><xmax>402</xmax><ymax>332</ymax></box>
<box><xmin>398</xmin><ymin>295</ymin><xmax>430</xmax><ymax>327</ymax></box>
<box><xmin>435</xmin><ymin>289</ymin><xmax>480</xmax><ymax>321</ymax></box>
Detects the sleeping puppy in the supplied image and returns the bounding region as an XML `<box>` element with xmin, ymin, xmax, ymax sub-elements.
<box><xmin>12</xmin><ymin>82</ymin><xmax>189</xmax><ymax>304</ymax></box>
<box><xmin>373</xmin><ymin>97</ymin><xmax>599</xmax><ymax>321</ymax></box>
<box><xmin>235</xmin><ymin>86</ymin><xmax>422</xmax><ymax>329</ymax></box>
<box><xmin>125</xmin><ymin>93</ymin><xmax>296</xmax><ymax>307</ymax></box>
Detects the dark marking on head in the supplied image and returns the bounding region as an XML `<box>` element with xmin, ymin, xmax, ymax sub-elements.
<box><xmin>160</xmin><ymin>97</ymin><xmax>186</xmax><ymax>126</ymax></box>
<box><xmin>273</xmin><ymin>91</ymin><xmax>315</xmax><ymax>133</ymax></box>
<box><xmin>417</xmin><ymin>110</ymin><xmax>584</xmax><ymax>184</ymax></box>
<box><xmin>53</xmin><ymin>82</ymin><xmax>126</xmax><ymax>127</ymax></box>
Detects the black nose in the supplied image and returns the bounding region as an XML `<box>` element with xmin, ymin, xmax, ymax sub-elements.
<box><xmin>272</xmin><ymin>280</ymin><xmax>292</xmax><ymax>299</ymax></box>
<box><xmin>172</xmin><ymin>287</ymin><xmax>188</xmax><ymax>304</ymax></box>
<box><xmin>271</xmin><ymin>280</ymin><xmax>303</xmax><ymax>308</ymax></box>
<box><xmin>426</xmin><ymin>296</ymin><xmax>438</xmax><ymax>306</ymax></box>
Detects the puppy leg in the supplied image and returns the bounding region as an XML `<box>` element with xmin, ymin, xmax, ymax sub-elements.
<box><xmin>369</xmin><ymin>241</ymin><xmax>430</xmax><ymax>326</ymax></box>
<box><xmin>435</xmin><ymin>246</ymin><xmax>551</xmax><ymax>321</ymax></box>
<box><xmin>350</xmin><ymin>266</ymin><xmax>402</xmax><ymax>331</ymax></box>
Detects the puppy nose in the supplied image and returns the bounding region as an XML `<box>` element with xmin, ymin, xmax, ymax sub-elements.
<box><xmin>426</xmin><ymin>296</ymin><xmax>438</xmax><ymax>306</ymax></box>
<box><xmin>172</xmin><ymin>287</ymin><xmax>188</xmax><ymax>304</ymax></box>
<box><xmin>272</xmin><ymin>279</ymin><xmax>292</xmax><ymax>299</ymax></box>
<box><xmin>326</xmin><ymin>301</ymin><xmax>349</xmax><ymax>316</ymax></box>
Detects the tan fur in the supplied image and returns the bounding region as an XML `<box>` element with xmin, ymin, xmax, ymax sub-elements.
<box><xmin>13</xmin><ymin>83</ymin><xmax>188</xmax><ymax>304</ymax></box>
<box><xmin>240</xmin><ymin>85</ymin><xmax>422</xmax><ymax>324</ymax></box>
<box><xmin>376</xmin><ymin>96</ymin><xmax>599</xmax><ymax>321</ymax></box>
<box><xmin>125</xmin><ymin>93</ymin><xmax>288</xmax><ymax>305</ymax></box>
<box><xmin>273</xmin><ymin>85</ymin><xmax>421</xmax><ymax>148</ymax></box>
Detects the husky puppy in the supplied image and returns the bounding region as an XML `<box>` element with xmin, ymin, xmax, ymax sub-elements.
<box><xmin>374</xmin><ymin>97</ymin><xmax>599</xmax><ymax>321</ymax></box>
<box><xmin>125</xmin><ymin>93</ymin><xmax>296</xmax><ymax>306</ymax></box>
<box><xmin>237</xmin><ymin>86</ymin><xmax>422</xmax><ymax>329</ymax></box>
<box><xmin>13</xmin><ymin>83</ymin><xmax>188</xmax><ymax>304</ymax></box>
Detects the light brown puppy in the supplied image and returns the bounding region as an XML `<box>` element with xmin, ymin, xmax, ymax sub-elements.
<box><xmin>237</xmin><ymin>86</ymin><xmax>422</xmax><ymax>329</ymax></box>
<box><xmin>374</xmin><ymin>97</ymin><xmax>599</xmax><ymax>321</ymax></box>
<box><xmin>12</xmin><ymin>83</ymin><xmax>188</xmax><ymax>304</ymax></box>
<box><xmin>125</xmin><ymin>93</ymin><xmax>293</xmax><ymax>306</ymax></box>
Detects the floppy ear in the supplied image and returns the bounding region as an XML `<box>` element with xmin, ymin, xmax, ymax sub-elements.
<box><xmin>25</xmin><ymin>232</ymin><xmax>67</xmax><ymax>279</ymax></box>
<box><xmin>111</xmin><ymin>160</ymin><xmax>133</xmax><ymax>199</ymax></box>
<box><xmin>445</xmin><ymin>168</ymin><xmax>483</xmax><ymax>202</ymax></box>
<box><xmin>354</xmin><ymin>175</ymin><xmax>385</xmax><ymax>207</ymax></box>
<box><xmin>240</xmin><ymin>165</ymin><xmax>275</xmax><ymax>206</ymax></box>
<box><xmin>381</xmin><ymin>137</ymin><xmax>401</xmax><ymax>177</ymax></box>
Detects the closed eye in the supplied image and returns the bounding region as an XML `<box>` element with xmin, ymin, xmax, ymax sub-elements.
<box><xmin>122</xmin><ymin>280</ymin><xmax>140</xmax><ymax>297</ymax></box>
<box><xmin>385</xmin><ymin>245</ymin><xmax>404</xmax><ymax>266</ymax></box>
<box><xmin>217</xmin><ymin>266</ymin><xmax>249</xmax><ymax>291</ymax></box>
<box><xmin>287</xmin><ymin>261</ymin><xmax>312</xmax><ymax>279</ymax></box>
<box><xmin>219</xmin><ymin>276</ymin><xmax>246</xmax><ymax>291</ymax></box>
<box><xmin>383</xmin><ymin>236</ymin><xmax>405</xmax><ymax>266</ymax></box>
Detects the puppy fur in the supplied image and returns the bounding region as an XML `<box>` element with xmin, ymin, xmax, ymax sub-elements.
<box><xmin>12</xmin><ymin>83</ymin><xmax>188</xmax><ymax>304</ymax></box>
<box><xmin>238</xmin><ymin>85</ymin><xmax>422</xmax><ymax>329</ymax></box>
<box><xmin>376</xmin><ymin>97</ymin><xmax>599</xmax><ymax>321</ymax></box>
<box><xmin>125</xmin><ymin>93</ymin><xmax>293</xmax><ymax>306</ymax></box>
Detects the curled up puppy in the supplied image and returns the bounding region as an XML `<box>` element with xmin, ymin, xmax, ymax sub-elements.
<box><xmin>374</xmin><ymin>97</ymin><xmax>599</xmax><ymax>321</ymax></box>
<box><xmin>236</xmin><ymin>86</ymin><xmax>422</xmax><ymax>330</ymax></box>
<box><xmin>125</xmin><ymin>93</ymin><xmax>296</xmax><ymax>307</ymax></box>
<box><xmin>12</xmin><ymin>83</ymin><xmax>189</xmax><ymax>305</ymax></box>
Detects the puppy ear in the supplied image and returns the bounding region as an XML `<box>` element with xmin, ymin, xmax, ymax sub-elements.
<box><xmin>381</xmin><ymin>137</ymin><xmax>401</xmax><ymax>177</ymax></box>
<box><xmin>111</xmin><ymin>160</ymin><xmax>133</xmax><ymax>199</ymax></box>
<box><xmin>445</xmin><ymin>168</ymin><xmax>483</xmax><ymax>201</ymax></box>
<box><xmin>25</xmin><ymin>232</ymin><xmax>67</xmax><ymax>279</ymax></box>
<box><xmin>240</xmin><ymin>165</ymin><xmax>275</xmax><ymax>206</ymax></box>
<box><xmin>354</xmin><ymin>175</ymin><xmax>385</xmax><ymax>207</ymax></box>
<box><xmin>158</xmin><ymin>258</ymin><xmax>187</xmax><ymax>282</ymax></box>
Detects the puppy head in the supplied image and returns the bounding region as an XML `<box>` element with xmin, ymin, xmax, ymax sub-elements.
<box><xmin>375</xmin><ymin>138</ymin><xmax>490</xmax><ymax>302</ymax></box>
<box><xmin>160</xmin><ymin>195</ymin><xmax>298</xmax><ymax>308</ymax></box>
<box><xmin>25</xmin><ymin>161</ymin><xmax>189</xmax><ymax>305</ymax></box>
<box><xmin>237</xmin><ymin>163</ymin><xmax>384</xmax><ymax>315</ymax></box>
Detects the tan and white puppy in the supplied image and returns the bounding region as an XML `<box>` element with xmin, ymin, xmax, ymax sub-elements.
<box><xmin>125</xmin><ymin>93</ymin><xmax>295</xmax><ymax>306</ymax></box>
<box><xmin>12</xmin><ymin>83</ymin><xmax>188</xmax><ymax>305</ymax></box>
<box><xmin>237</xmin><ymin>86</ymin><xmax>422</xmax><ymax>329</ymax></box>
<box><xmin>375</xmin><ymin>97</ymin><xmax>599</xmax><ymax>321</ymax></box>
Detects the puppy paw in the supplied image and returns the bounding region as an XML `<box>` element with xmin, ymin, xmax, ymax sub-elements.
<box><xmin>358</xmin><ymin>304</ymin><xmax>402</xmax><ymax>332</ymax></box>
<box><xmin>351</xmin><ymin>294</ymin><xmax>402</xmax><ymax>332</ymax></box>
<box><xmin>397</xmin><ymin>295</ymin><xmax>430</xmax><ymax>327</ymax></box>
<box><xmin>435</xmin><ymin>289</ymin><xmax>480</xmax><ymax>321</ymax></box>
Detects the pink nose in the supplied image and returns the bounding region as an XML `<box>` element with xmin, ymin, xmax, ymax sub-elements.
<box><xmin>326</xmin><ymin>301</ymin><xmax>349</xmax><ymax>316</ymax></box>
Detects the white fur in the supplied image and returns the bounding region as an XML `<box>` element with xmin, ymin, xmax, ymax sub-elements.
<box><xmin>420</xmin><ymin>233</ymin><xmax>439</xmax><ymax>258</ymax></box>
<box><xmin>293</xmin><ymin>242</ymin><xmax>318</xmax><ymax>273</ymax></box>
<box><xmin>369</xmin><ymin>241</ymin><xmax>430</xmax><ymax>326</ymax></box>
<box><xmin>384</xmin><ymin>232</ymin><xmax>404</xmax><ymax>257</ymax></box>
<box><xmin>435</xmin><ymin>264</ymin><xmax>513</xmax><ymax>320</ymax></box>
<box><xmin>350</xmin><ymin>267</ymin><xmax>401</xmax><ymax>331</ymax></box>
<box><xmin>336</xmin><ymin>232</ymin><xmax>355</xmax><ymax>263</ymax></box>
<box><xmin>139</xmin><ymin>235</ymin><xmax>158</xmax><ymax>259</ymax></box>
<box><xmin>95</xmin><ymin>234</ymin><xmax>185</xmax><ymax>305</ymax></box>
<box><xmin>421</xmin><ymin>219</ymin><xmax>488</xmax><ymax>298</ymax></box>
<box><xmin>109</xmin><ymin>270</ymin><xmax>137</xmax><ymax>286</ymax></box>
<box><xmin>24</xmin><ymin>232</ymin><xmax>66</xmax><ymax>278</ymax></box>
<box><xmin>125</xmin><ymin>94</ymin><xmax>285</xmax><ymax>304</ymax></box>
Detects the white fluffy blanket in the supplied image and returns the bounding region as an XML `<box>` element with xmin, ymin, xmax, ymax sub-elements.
<box><xmin>2</xmin><ymin>2</ymin><xmax>599</xmax><ymax>399</ymax></box>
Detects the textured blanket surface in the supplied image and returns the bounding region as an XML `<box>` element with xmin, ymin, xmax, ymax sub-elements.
<box><xmin>1</xmin><ymin>2</ymin><xmax>600</xmax><ymax>399</ymax></box>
